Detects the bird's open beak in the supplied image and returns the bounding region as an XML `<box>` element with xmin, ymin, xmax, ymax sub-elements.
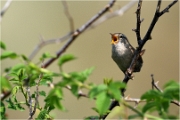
<box><xmin>110</xmin><ymin>33</ymin><xmax>116</xmax><ymax>44</ymax></box>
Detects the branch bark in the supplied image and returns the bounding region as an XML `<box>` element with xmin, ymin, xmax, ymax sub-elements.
<box><xmin>0</xmin><ymin>0</ymin><xmax>12</xmax><ymax>22</ymax></box>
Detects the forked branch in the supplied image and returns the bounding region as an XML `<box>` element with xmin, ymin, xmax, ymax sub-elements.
<box><xmin>104</xmin><ymin>0</ymin><xmax>178</xmax><ymax>118</ymax></box>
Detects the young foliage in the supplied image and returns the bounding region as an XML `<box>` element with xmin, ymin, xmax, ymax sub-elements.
<box><xmin>141</xmin><ymin>81</ymin><xmax>179</xmax><ymax>119</ymax></box>
<box><xmin>40</xmin><ymin>52</ymin><xmax>56</xmax><ymax>60</ymax></box>
<box><xmin>0</xmin><ymin>41</ymin><xmax>6</xmax><ymax>50</ymax></box>
<box><xmin>0</xmin><ymin>102</ymin><xmax>6</xmax><ymax>119</ymax></box>
<box><xmin>0</xmin><ymin>51</ymin><xmax>18</xmax><ymax>60</ymax></box>
<box><xmin>58</xmin><ymin>54</ymin><xmax>76</xmax><ymax>69</ymax></box>
<box><xmin>45</xmin><ymin>87</ymin><xmax>65</xmax><ymax>111</ymax></box>
<box><xmin>89</xmin><ymin>80</ymin><xmax>126</xmax><ymax>115</ymax></box>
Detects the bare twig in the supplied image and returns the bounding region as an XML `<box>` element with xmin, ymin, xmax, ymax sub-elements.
<box><xmin>65</xmin><ymin>86</ymin><xmax>89</xmax><ymax>98</ymax></box>
<box><xmin>28</xmin><ymin>32</ymin><xmax>72</xmax><ymax>60</ymax></box>
<box><xmin>134</xmin><ymin>0</ymin><xmax>142</xmax><ymax>45</ymax></box>
<box><xmin>171</xmin><ymin>100</ymin><xmax>180</xmax><ymax>106</ymax></box>
<box><xmin>151</xmin><ymin>74</ymin><xmax>180</xmax><ymax>106</ymax></box>
<box><xmin>90</xmin><ymin>0</ymin><xmax>137</xmax><ymax>28</ymax></box>
<box><xmin>125</xmin><ymin>96</ymin><xmax>146</xmax><ymax>107</ymax></box>
<box><xmin>0</xmin><ymin>0</ymin><xmax>12</xmax><ymax>22</ymax></box>
<box><xmin>1</xmin><ymin>91</ymin><xmax>11</xmax><ymax>101</ymax></box>
<box><xmin>151</xmin><ymin>74</ymin><xmax>162</xmax><ymax>92</ymax></box>
<box><xmin>44</xmin><ymin>0</ymin><xmax>116</xmax><ymax>68</ymax></box>
<box><xmin>151</xmin><ymin>74</ymin><xmax>155</xmax><ymax>90</ymax></box>
<box><xmin>62</xmin><ymin>1</ymin><xmax>74</xmax><ymax>32</ymax></box>
<box><xmin>27</xmin><ymin>86</ymin><xmax>32</xmax><ymax>119</ymax></box>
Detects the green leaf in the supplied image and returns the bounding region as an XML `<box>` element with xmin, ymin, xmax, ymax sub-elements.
<box><xmin>16</xmin><ymin>103</ymin><xmax>25</xmax><ymax>111</ymax></box>
<box><xmin>39</xmin><ymin>91</ymin><xmax>46</xmax><ymax>97</ymax></box>
<box><xmin>36</xmin><ymin>109</ymin><xmax>52</xmax><ymax>119</ymax></box>
<box><xmin>1</xmin><ymin>76</ymin><xmax>12</xmax><ymax>91</ymax></box>
<box><xmin>40</xmin><ymin>52</ymin><xmax>56</xmax><ymax>60</ymax></box>
<box><xmin>142</xmin><ymin>101</ymin><xmax>157</xmax><ymax>113</ymax></box>
<box><xmin>128</xmin><ymin>114</ymin><xmax>141</xmax><ymax>119</ymax></box>
<box><xmin>141</xmin><ymin>90</ymin><xmax>161</xmax><ymax>101</ymax></box>
<box><xmin>6</xmin><ymin>98</ymin><xmax>16</xmax><ymax>110</ymax></box>
<box><xmin>53</xmin><ymin>96</ymin><xmax>65</xmax><ymax>110</ymax></box>
<box><xmin>45</xmin><ymin>87</ymin><xmax>63</xmax><ymax>101</ymax></box>
<box><xmin>0</xmin><ymin>41</ymin><xmax>6</xmax><ymax>50</ymax></box>
<box><xmin>163</xmin><ymin>80</ymin><xmax>178</xmax><ymax>88</ymax></box>
<box><xmin>58</xmin><ymin>54</ymin><xmax>76</xmax><ymax>67</ymax></box>
<box><xmin>71</xmin><ymin>85</ymin><xmax>79</xmax><ymax>96</ymax></box>
<box><xmin>6</xmin><ymin>96</ymin><xmax>25</xmax><ymax>111</ymax></box>
<box><xmin>45</xmin><ymin>87</ymin><xmax>65</xmax><ymax>111</ymax></box>
<box><xmin>163</xmin><ymin>81</ymin><xmax>179</xmax><ymax>101</ymax></box>
<box><xmin>0</xmin><ymin>102</ymin><xmax>6</xmax><ymax>119</ymax></box>
<box><xmin>10</xmin><ymin>64</ymin><xmax>26</xmax><ymax>73</ymax></box>
<box><xmin>31</xmin><ymin>93</ymin><xmax>36</xmax><ymax>98</ymax></box>
<box><xmin>89</xmin><ymin>84</ymin><xmax>107</xmax><ymax>99</ymax></box>
<box><xmin>0</xmin><ymin>51</ymin><xmax>18</xmax><ymax>60</ymax></box>
<box><xmin>108</xmin><ymin>81</ymin><xmax>124</xmax><ymax>101</ymax></box>
<box><xmin>96</xmin><ymin>92</ymin><xmax>111</xmax><ymax>115</ymax></box>
<box><xmin>21</xmin><ymin>54</ymin><xmax>29</xmax><ymax>61</ymax></box>
<box><xmin>44</xmin><ymin>102</ymin><xmax>55</xmax><ymax>112</ymax></box>
<box><xmin>17</xmin><ymin>68</ymin><xmax>27</xmax><ymax>81</ymax></box>
<box><xmin>12</xmin><ymin>86</ymin><xmax>20</xmax><ymax>95</ymax></box>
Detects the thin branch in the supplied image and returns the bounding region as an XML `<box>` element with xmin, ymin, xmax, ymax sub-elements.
<box><xmin>125</xmin><ymin>96</ymin><xmax>146</xmax><ymax>104</ymax></box>
<box><xmin>159</xmin><ymin>0</ymin><xmax>178</xmax><ymax>17</ymax></box>
<box><xmin>151</xmin><ymin>74</ymin><xmax>155</xmax><ymax>90</ymax></box>
<box><xmin>27</xmin><ymin>85</ymin><xmax>32</xmax><ymax>118</ymax></box>
<box><xmin>1</xmin><ymin>91</ymin><xmax>11</xmax><ymax>101</ymax></box>
<box><xmin>29</xmin><ymin>60</ymin><xmax>44</xmax><ymax>119</ymax></box>
<box><xmin>44</xmin><ymin>0</ymin><xmax>116</xmax><ymax>68</ymax></box>
<box><xmin>0</xmin><ymin>0</ymin><xmax>12</xmax><ymax>22</ymax></box>
<box><xmin>28</xmin><ymin>32</ymin><xmax>72</xmax><ymax>60</ymax></box>
<box><xmin>134</xmin><ymin>0</ymin><xmax>142</xmax><ymax>45</ymax></box>
<box><xmin>90</xmin><ymin>0</ymin><xmax>137</xmax><ymax>28</ymax></box>
<box><xmin>171</xmin><ymin>100</ymin><xmax>180</xmax><ymax>106</ymax></box>
<box><xmin>62</xmin><ymin>1</ymin><xmax>74</xmax><ymax>32</ymax></box>
<box><xmin>151</xmin><ymin>74</ymin><xmax>180</xmax><ymax>106</ymax></box>
<box><xmin>151</xmin><ymin>74</ymin><xmax>162</xmax><ymax>92</ymax></box>
<box><xmin>123</xmin><ymin>102</ymin><xmax>144</xmax><ymax>118</ymax></box>
<box><xmin>65</xmin><ymin>86</ymin><xmax>89</xmax><ymax>98</ymax></box>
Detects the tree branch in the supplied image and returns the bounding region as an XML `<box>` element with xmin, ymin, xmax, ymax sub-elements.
<box><xmin>44</xmin><ymin>0</ymin><xmax>116</xmax><ymax>68</ymax></box>
<box><xmin>0</xmin><ymin>0</ymin><xmax>12</xmax><ymax>22</ymax></box>
<box><xmin>134</xmin><ymin>0</ymin><xmax>142</xmax><ymax>45</ymax></box>
<box><xmin>90</xmin><ymin>0</ymin><xmax>138</xmax><ymax>28</ymax></box>
<box><xmin>62</xmin><ymin>1</ymin><xmax>74</xmax><ymax>32</ymax></box>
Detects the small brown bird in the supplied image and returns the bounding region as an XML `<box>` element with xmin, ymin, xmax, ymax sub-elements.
<box><xmin>110</xmin><ymin>33</ymin><xmax>145</xmax><ymax>74</ymax></box>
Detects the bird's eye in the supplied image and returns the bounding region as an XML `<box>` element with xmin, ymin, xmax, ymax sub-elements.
<box><xmin>119</xmin><ymin>35</ymin><xmax>123</xmax><ymax>39</ymax></box>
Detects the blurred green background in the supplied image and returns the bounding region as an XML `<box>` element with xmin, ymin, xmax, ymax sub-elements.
<box><xmin>1</xmin><ymin>1</ymin><xmax>179</xmax><ymax>119</ymax></box>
